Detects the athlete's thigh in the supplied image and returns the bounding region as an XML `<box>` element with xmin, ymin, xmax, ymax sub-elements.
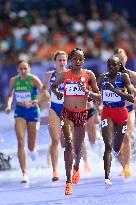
<box><xmin>94</xmin><ymin>112</ymin><xmax>100</xmax><ymax>124</ymax></box>
<box><xmin>62</xmin><ymin>118</ymin><xmax>74</xmax><ymax>141</ymax></box>
<box><xmin>73</xmin><ymin>126</ymin><xmax>85</xmax><ymax>150</ymax></box>
<box><xmin>115</xmin><ymin>121</ymin><xmax>127</xmax><ymax>136</ymax></box>
<box><xmin>86</xmin><ymin>115</ymin><xmax>96</xmax><ymax>142</ymax></box>
<box><xmin>114</xmin><ymin>122</ymin><xmax>127</xmax><ymax>145</ymax></box>
<box><xmin>127</xmin><ymin>110</ymin><xmax>135</xmax><ymax>135</ymax></box>
<box><xmin>15</xmin><ymin>118</ymin><xmax>26</xmax><ymax>140</ymax></box>
<box><xmin>48</xmin><ymin>108</ymin><xmax>61</xmax><ymax>140</ymax></box>
<box><xmin>27</xmin><ymin>121</ymin><xmax>38</xmax><ymax>136</ymax></box>
<box><xmin>26</xmin><ymin>121</ymin><xmax>39</xmax><ymax>147</ymax></box>
<box><xmin>101</xmin><ymin>118</ymin><xmax>113</xmax><ymax>143</ymax></box>
<box><xmin>87</xmin><ymin>115</ymin><xmax>95</xmax><ymax>130</ymax></box>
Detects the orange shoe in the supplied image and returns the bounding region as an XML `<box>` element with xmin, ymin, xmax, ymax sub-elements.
<box><xmin>72</xmin><ymin>166</ymin><xmax>80</xmax><ymax>184</ymax></box>
<box><xmin>65</xmin><ymin>183</ymin><xmax>72</xmax><ymax>195</ymax></box>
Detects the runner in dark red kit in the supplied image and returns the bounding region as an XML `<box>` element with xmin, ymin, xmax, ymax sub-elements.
<box><xmin>51</xmin><ymin>48</ymin><xmax>101</xmax><ymax>195</ymax></box>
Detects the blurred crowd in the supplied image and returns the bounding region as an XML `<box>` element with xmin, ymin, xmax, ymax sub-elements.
<box><xmin>0</xmin><ymin>0</ymin><xmax>136</xmax><ymax>65</ymax></box>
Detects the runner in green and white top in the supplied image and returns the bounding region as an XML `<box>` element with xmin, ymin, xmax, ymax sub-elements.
<box><xmin>5</xmin><ymin>60</ymin><xmax>50</xmax><ymax>183</ymax></box>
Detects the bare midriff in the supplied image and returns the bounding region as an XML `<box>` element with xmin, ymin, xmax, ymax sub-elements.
<box><xmin>64</xmin><ymin>96</ymin><xmax>87</xmax><ymax>111</ymax></box>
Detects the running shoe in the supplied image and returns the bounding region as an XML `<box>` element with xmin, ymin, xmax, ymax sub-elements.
<box><xmin>105</xmin><ymin>179</ymin><xmax>112</xmax><ymax>188</ymax></box>
<box><xmin>65</xmin><ymin>182</ymin><xmax>72</xmax><ymax>195</ymax></box>
<box><xmin>124</xmin><ymin>166</ymin><xmax>131</xmax><ymax>177</ymax></box>
<box><xmin>119</xmin><ymin>166</ymin><xmax>131</xmax><ymax>177</ymax></box>
<box><xmin>21</xmin><ymin>174</ymin><xmax>28</xmax><ymax>183</ymax></box>
<box><xmin>72</xmin><ymin>165</ymin><xmax>80</xmax><ymax>184</ymax></box>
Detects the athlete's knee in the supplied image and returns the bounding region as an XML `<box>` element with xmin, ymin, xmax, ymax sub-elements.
<box><xmin>65</xmin><ymin>136</ymin><xmax>72</xmax><ymax>151</ymax></box>
<box><xmin>28</xmin><ymin>146</ymin><xmax>34</xmax><ymax>152</ymax></box>
<box><xmin>51</xmin><ymin>138</ymin><xmax>60</xmax><ymax>146</ymax></box>
<box><xmin>17</xmin><ymin>138</ymin><xmax>24</xmax><ymax>149</ymax></box>
<box><xmin>28</xmin><ymin>140</ymin><xmax>36</xmax><ymax>151</ymax></box>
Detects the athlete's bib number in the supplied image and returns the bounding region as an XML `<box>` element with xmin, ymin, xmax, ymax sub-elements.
<box><xmin>101</xmin><ymin>119</ymin><xmax>108</xmax><ymax>128</ymax></box>
<box><xmin>122</xmin><ymin>125</ymin><xmax>127</xmax><ymax>133</ymax></box>
<box><xmin>103</xmin><ymin>90</ymin><xmax>121</xmax><ymax>102</ymax></box>
<box><xmin>65</xmin><ymin>82</ymin><xmax>86</xmax><ymax>96</ymax></box>
<box><xmin>15</xmin><ymin>91</ymin><xmax>31</xmax><ymax>102</ymax></box>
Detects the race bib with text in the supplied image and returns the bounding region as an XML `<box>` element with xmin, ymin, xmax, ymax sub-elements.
<box><xmin>15</xmin><ymin>91</ymin><xmax>32</xmax><ymax>102</ymax></box>
<box><xmin>103</xmin><ymin>90</ymin><xmax>121</xmax><ymax>102</ymax></box>
<box><xmin>65</xmin><ymin>82</ymin><xmax>86</xmax><ymax>96</ymax></box>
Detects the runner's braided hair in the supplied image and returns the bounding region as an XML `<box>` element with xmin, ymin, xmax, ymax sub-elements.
<box><xmin>70</xmin><ymin>48</ymin><xmax>85</xmax><ymax>58</ymax></box>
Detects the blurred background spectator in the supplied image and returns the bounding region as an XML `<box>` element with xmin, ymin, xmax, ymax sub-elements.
<box><xmin>0</xmin><ymin>0</ymin><xmax>136</xmax><ymax>64</ymax></box>
<box><xmin>0</xmin><ymin>0</ymin><xmax>136</xmax><ymax>109</ymax></box>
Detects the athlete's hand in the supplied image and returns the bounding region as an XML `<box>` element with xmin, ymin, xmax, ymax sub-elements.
<box><xmin>5</xmin><ymin>106</ymin><xmax>11</xmax><ymax>114</ymax></box>
<box><xmin>56</xmin><ymin>92</ymin><xmax>63</xmax><ymax>100</ymax></box>
<box><xmin>105</xmin><ymin>82</ymin><xmax>114</xmax><ymax>92</ymax></box>
<box><xmin>31</xmin><ymin>100</ymin><xmax>39</xmax><ymax>106</ymax></box>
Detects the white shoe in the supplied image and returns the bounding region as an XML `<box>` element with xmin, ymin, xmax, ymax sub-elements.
<box><xmin>21</xmin><ymin>174</ymin><xmax>29</xmax><ymax>183</ymax></box>
<box><xmin>28</xmin><ymin>150</ymin><xmax>38</xmax><ymax>161</ymax></box>
<box><xmin>105</xmin><ymin>179</ymin><xmax>112</xmax><ymax>188</ymax></box>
